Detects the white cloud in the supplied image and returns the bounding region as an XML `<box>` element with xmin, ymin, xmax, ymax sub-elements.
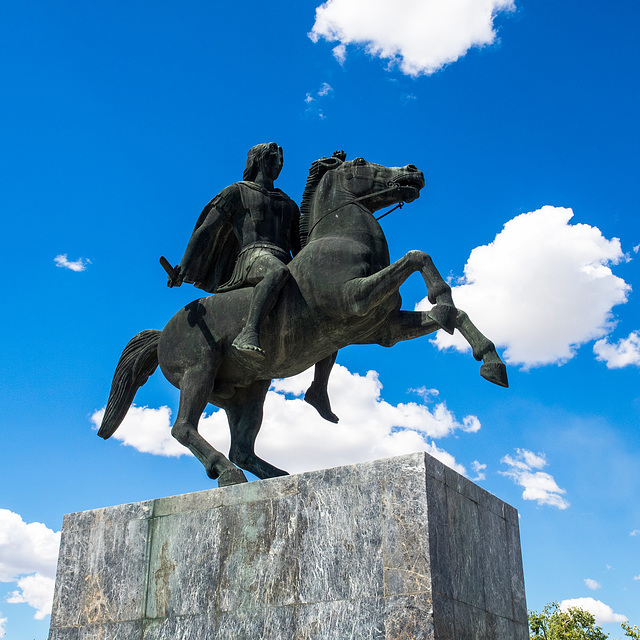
<box><xmin>91</xmin><ymin>405</ymin><xmax>185</xmax><ymax>457</ymax></box>
<box><xmin>559</xmin><ymin>597</ymin><xmax>627</xmax><ymax>625</ymax></box>
<box><xmin>54</xmin><ymin>254</ymin><xmax>90</xmax><ymax>272</ymax></box>
<box><xmin>631</xmin><ymin>529</ymin><xmax>640</xmax><ymax>537</ymax></box>
<box><xmin>0</xmin><ymin>612</ymin><xmax>6</xmax><ymax>638</ymax></box>
<box><xmin>471</xmin><ymin>460</ymin><xmax>487</xmax><ymax>481</ymax></box>
<box><xmin>594</xmin><ymin>331</ymin><xmax>640</xmax><ymax>369</ymax></box>
<box><xmin>500</xmin><ymin>449</ymin><xmax>569</xmax><ymax>509</ymax></box>
<box><xmin>92</xmin><ymin>364</ymin><xmax>481</xmax><ymax>476</ymax></box>
<box><xmin>332</xmin><ymin>43</ymin><xmax>346</xmax><ymax>64</ymax></box>
<box><xmin>304</xmin><ymin>83</ymin><xmax>334</xmax><ymax>119</ymax></box>
<box><xmin>6</xmin><ymin>575</ymin><xmax>56</xmax><ymax>620</ymax></box>
<box><xmin>0</xmin><ymin>509</ymin><xmax>60</xmax><ymax>621</ymax></box>
<box><xmin>317</xmin><ymin>82</ymin><xmax>333</xmax><ymax>96</ymax></box>
<box><xmin>418</xmin><ymin>206</ymin><xmax>630</xmax><ymax>368</ymax></box>
<box><xmin>633</xmin><ymin>574</ymin><xmax>640</xmax><ymax>581</ymax></box>
<box><xmin>584</xmin><ymin>578</ymin><xmax>602</xmax><ymax>590</ymax></box>
<box><xmin>309</xmin><ymin>0</ymin><xmax>515</xmax><ymax>77</ymax></box>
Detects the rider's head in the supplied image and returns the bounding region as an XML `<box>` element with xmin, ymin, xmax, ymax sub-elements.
<box><xmin>244</xmin><ymin>142</ymin><xmax>283</xmax><ymax>182</ymax></box>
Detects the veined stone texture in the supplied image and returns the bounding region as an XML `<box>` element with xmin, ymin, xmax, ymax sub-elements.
<box><xmin>48</xmin><ymin>453</ymin><xmax>528</xmax><ymax>639</ymax></box>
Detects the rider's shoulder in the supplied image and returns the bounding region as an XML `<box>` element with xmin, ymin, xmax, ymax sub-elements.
<box><xmin>237</xmin><ymin>181</ymin><xmax>291</xmax><ymax>200</ymax></box>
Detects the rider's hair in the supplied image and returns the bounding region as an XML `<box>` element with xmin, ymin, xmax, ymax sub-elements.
<box><xmin>299</xmin><ymin>155</ymin><xmax>344</xmax><ymax>248</ymax></box>
<box><xmin>243</xmin><ymin>143</ymin><xmax>274</xmax><ymax>182</ymax></box>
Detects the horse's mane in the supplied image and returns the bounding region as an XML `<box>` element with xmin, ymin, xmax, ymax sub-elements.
<box><xmin>299</xmin><ymin>156</ymin><xmax>344</xmax><ymax>248</ymax></box>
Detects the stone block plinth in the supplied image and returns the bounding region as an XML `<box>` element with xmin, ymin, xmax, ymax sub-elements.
<box><xmin>48</xmin><ymin>452</ymin><xmax>528</xmax><ymax>639</ymax></box>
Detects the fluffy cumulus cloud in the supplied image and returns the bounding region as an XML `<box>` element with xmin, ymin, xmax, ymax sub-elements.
<box><xmin>417</xmin><ymin>206</ymin><xmax>630</xmax><ymax>368</ymax></box>
<box><xmin>0</xmin><ymin>612</ymin><xmax>6</xmax><ymax>638</ymax></box>
<box><xmin>54</xmin><ymin>254</ymin><xmax>91</xmax><ymax>272</ymax></box>
<box><xmin>584</xmin><ymin>578</ymin><xmax>602</xmax><ymax>591</ymax></box>
<box><xmin>91</xmin><ymin>364</ymin><xmax>482</xmax><ymax>476</ymax></box>
<box><xmin>559</xmin><ymin>597</ymin><xmax>627</xmax><ymax>625</ymax></box>
<box><xmin>309</xmin><ymin>0</ymin><xmax>515</xmax><ymax>76</ymax></box>
<box><xmin>6</xmin><ymin>575</ymin><xmax>56</xmax><ymax>620</ymax></box>
<box><xmin>631</xmin><ymin>529</ymin><xmax>640</xmax><ymax>537</ymax></box>
<box><xmin>0</xmin><ymin>509</ymin><xmax>60</xmax><ymax>621</ymax></box>
<box><xmin>500</xmin><ymin>449</ymin><xmax>569</xmax><ymax>509</ymax></box>
<box><xmin>594</xmin><ymin>331</ymin><xmax>640</xmax><ymax>368</ymax></box>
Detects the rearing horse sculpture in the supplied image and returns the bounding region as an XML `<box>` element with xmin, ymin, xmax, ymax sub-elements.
<box><xmin>99</xmin><ymin>155</ymin><xmax>508</xmax><ymax>486</ymax></box>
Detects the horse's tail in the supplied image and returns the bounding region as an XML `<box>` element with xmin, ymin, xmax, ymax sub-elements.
<box><xmin>98</xmin><ymin>329</ymin><xmax>161</xmax><ymax>440</ymax></box>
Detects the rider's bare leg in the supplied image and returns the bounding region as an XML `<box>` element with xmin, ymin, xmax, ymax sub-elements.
<box><xmin>233</xmin><ymin>254</ymin><xmax>290</xmax><ymax>357</ymax></box>
<box><xmin>343</xmin><ymin>250</ymin><xmax>457</xmax><ymax>334</ymax></box>
<box><xmin>304</xmin><ymin>351</ymin><xmax>339</xmax><ymax>423</ymax></box>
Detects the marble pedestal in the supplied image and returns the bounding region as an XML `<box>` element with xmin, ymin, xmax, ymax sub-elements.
<box><xmin>48</xmin><ymin>452</ymin><xmax>528</xmax><ymax>639</ymax></box>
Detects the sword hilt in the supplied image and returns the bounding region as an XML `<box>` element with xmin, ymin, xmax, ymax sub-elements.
<box><xmin>160</xmin><ymin>256</ymin><xmax>182</xmax><ymax>287</ymax></box>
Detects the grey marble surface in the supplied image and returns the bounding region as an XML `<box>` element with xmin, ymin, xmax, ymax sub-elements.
<box><xmin>48</xmin><ymin>452</ymin><xmax>528</xmax><ymax>639</ymax></box>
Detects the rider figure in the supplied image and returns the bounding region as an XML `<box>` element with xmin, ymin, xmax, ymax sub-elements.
<box><xmin>169</xmin><ymin>142</ymin><xmax>339</xmax><ymax>422</ymax></box>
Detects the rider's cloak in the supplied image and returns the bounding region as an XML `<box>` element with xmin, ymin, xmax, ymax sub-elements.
<box><xmin>181</xmin><ymin>182</ymin><xmax>294</xmax><ymax>294</ymax></box>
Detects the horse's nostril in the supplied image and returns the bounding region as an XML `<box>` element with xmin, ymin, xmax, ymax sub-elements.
<box><xmin>406</xmin><ymin>164</ymin><xmax>418</xmax><ymax>172</ymax></box>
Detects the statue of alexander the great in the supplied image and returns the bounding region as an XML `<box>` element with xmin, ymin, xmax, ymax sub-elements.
<box><xmin>166</xmin><ymin>142</ymin><xmax>339</xmax><ymax>423</ymax></box>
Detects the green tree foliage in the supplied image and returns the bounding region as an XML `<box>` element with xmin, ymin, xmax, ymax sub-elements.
<box><xmin>529</xmin><ymin>603</ymin><xmax>639</xmax><ymax>640</ymax></box>
<box><xmin>620</xmin><ymin>623</ymin><xmax>640</xmax><ymax>640</ymax></box>
<box><xmin>529</xmin><ymin>602</ymin><xmax>609</xmax><ymax>640</ymax></box>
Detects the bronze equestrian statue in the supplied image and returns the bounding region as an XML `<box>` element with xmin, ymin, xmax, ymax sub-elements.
<box><xmin>99</xmin><ymin>148</ymin><xmax>508</xmax><ymax>487</ymax></box>
<box><xmin>165</xmin><ymin>142</ymin><xmax>339</xmax><ymax>422</ymax></box>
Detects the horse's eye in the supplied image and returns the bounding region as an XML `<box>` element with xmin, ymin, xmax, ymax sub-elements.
<box><xmin>353</xmin><ymin>157</ymin><xmax>366</xmax><ymax>166</ymax></box>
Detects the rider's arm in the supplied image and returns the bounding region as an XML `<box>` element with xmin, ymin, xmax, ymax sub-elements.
<box><xmin>179</xmin><ymin>185</ymin><xmax>240</xmax><ymax>283</ymax></box>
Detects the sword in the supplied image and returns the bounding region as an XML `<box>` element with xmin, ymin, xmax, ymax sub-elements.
<box><xmin>160</xmin><ymin>256</ymin><xmax>181</xmax><ymax>287</ymax></box>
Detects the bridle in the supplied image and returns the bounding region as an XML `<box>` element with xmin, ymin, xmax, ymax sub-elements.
<box><xmin>307</xmin><ymin>183</ymin><xmax>406</xmax><ymax>238</ymax></box>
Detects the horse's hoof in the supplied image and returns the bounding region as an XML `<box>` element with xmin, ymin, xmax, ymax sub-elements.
<box><xmin>217</xmin><ymin>467</ymin><xmax>248</xmax><ymax>487</ymax></box>
<box><xmin>480</xmin><ymin>362</ymin><xmax>509</xmax><ymax>388</ymax></box>
<box><xmin>427</xmin><ymin>304</ymin><xmax>457</xmax><ymax>335</ymax></box>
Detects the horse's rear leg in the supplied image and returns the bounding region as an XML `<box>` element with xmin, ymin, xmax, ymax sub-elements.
<box><xmin>455</xmin><ymin>310</ymin><xmax>509</xmax><ymax>388</ymax></box>
<box><xmin>227</xmin><ymin>381</ymin><xmax>289</xmax><ymax>480</ymax></box>
<box><xmin>344</xmin><ymin>251</ymin><xmax>456</xmax><ymax>333</ymax></box>
<box><xmin>171</xmin><ymin>369</ymin><xmax>248</xmax><ymax>486</ymax></box>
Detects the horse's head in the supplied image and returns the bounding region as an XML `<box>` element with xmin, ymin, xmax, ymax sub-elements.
<box><xmin>300</xmin><ymin>154</ymin><xmax>426</xmax><ymax>246</ymax></box>
<box><xmin>330</xmin><ymin>156</ymin><xmax>425</xmax><ymax>212</ymax></box>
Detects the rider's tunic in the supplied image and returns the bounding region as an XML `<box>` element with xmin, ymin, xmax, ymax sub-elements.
<box><xmin>181</xmin><ymin>181</ymin><xmax>299</xmax><ymax>294</ymax></box>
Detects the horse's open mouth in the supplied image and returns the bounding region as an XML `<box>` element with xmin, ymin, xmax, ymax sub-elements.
<box><xmin>391</xmin><ymin>174</ymin><xmax>425</xmax><ymax>190</ymax></box>
<box><xmin>390</xmin><ymin>175</ymin><xmax>424</xmax><ymax>201</ymax></box>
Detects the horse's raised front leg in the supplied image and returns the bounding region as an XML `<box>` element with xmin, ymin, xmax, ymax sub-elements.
<box><xmin>455</xmin><ymin>310</ymin><xmax>509</xmax><ymax>388</ymax></box>
<box><xmin>344</xmin><ymin>250</ymin><xmax>457</xmax><ymax>333</ymax></box>
<box><xmin>363</xmin><ymin>309</ymin><xmax>508</xmax><ymax>388</ymax></box>
<box><xmin>171</xmin><ymin>368</ymin><xmax>248</xmax><ymax>486</ymax></box>
<box><xmin>361</xmin><ymin>310</ymin><xmax>441</xmax><ymax>347</ymax></box>
<box><xmin>226</xmin><ymin>380</ymin><xmax>289</xmax><ymax>480</ymax></box>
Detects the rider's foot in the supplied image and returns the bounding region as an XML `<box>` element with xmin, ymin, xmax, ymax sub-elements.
<box><xmin>427</xmin><ymin>303</ymin><xmax>457</xmax><ymax>335</ymax></box>
<box><xmin>232</xmin><ymin>328</ymin><xmax>265</xmax><ymax>359</ymax></box>
<box><xmin>304</xmin><ymin>382</ymin><xmax>339</xmax><ymax>423</ymax></box>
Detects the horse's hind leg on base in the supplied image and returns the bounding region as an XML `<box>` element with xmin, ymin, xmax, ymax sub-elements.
<box><xmin>171</xmin><ymin>367</ymin><xmax>248</xmax><ymax>486</ymax></box>
<box><xmin>226</xmin><ymin>380</ymin><xmax>289</xmax><ymax>480</ymax></box>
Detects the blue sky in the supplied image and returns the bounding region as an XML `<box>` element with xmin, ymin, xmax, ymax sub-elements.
<box><xmin>1</xmin><ymin>0</ymin><xmax>639</xmax><ymax>637</ymax></box>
